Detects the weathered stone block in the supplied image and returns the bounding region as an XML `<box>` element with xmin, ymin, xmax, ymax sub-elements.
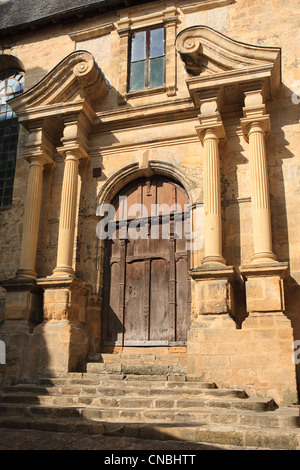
<box><xmin>187</xmin><ymin>313</ymin><xmax>297</xmax><ymax>404</ymax></box>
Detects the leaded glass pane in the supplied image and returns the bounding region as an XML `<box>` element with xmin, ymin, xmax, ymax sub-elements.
<box><xmin>150</xmin><ymin>57</ymin><xmax>164</xmax><ymax>88</ymax></box>
<box><xmin>131</xmin><ymin>31</ymin><xmax>146</xmax><ymax>62</ymax></box>
<box><xmin>131</xmin><ymin>61</ymin><xmax>145</xmax><ymax>91</ymax></box>
<box><xmin>0</xmin><ymin>69</ymin><xmax>24</xmax><ymax>208</ymax></box>
<box><xmin>150</xmin><ymin>28</ymin><xmax>164</xmax><ymax>58</ymax></box>
<box><xmin>129</xmin><ymin>28</ymin><xmax>165</xmax><ymax>91</ymax></box>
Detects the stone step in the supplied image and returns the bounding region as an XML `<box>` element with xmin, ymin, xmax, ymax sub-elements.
<box><xmin>0</xmin><ymin>412</ymin><xmax>300</xmax><ymax>450</ymax></box>
<box><xmin>0</xmin><ymin>394</ymin><xmax>277</xmax><ymax>416</ymax></box>
<box><xmin>1</xmin><ymin>368</ymin><xmax>299</xmax><ymax>450</ymax></box>
<box><xmin>88</xmin><ymin>352</ymin><xmax>188</xmax><ymax>367</ymax></box>
<box><xmin>37</xmin><ymin>374</ymin><xmax>216</xmax><ymax>389</ymax></box>
<box><xmin>0</xmin><ymin>388</ymin><xmax>249</xmax><ymax>407</ymax></box>
<box><xmin>79</xmin><ymin>396</ymin><xmax>276</xmax><ymax>412</ymax></box>
<box><xmin>1</xmin><ymin>383</ymin><xmax>243</xmax><ymax>399</ymax></box>
<box><xmin>86</xmin><ymin>362</ymin><xmax>187</xmax><ymax>376</ymax></box>
<box><xmin>0</xmin><ymin>401</ymin><xmax>298</xmax><ymax>430</ymax></box>
<box><xmin>104</xmin><ymin>422</ymin><xmax>300</xmax><ymax>450</ymax></box>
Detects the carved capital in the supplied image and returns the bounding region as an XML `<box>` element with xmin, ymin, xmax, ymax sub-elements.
<box><xmin>23</xmin><ymin>124</ymin><xmax>55</xmax><ymax>167</ymax></box>
<box><xmin>241</xmin><ymin>114</ymin><xmax>271</xmax><ymax>142</ymax></box>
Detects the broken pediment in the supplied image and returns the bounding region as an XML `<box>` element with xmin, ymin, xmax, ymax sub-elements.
<box><xmin>8</xmin><ymin>50</ymin><xmax>111</xmax><ymax>128</ymax></box>
<box><xmin>175</xmin><ymin>26</ymin><xmax>281</xmax><ymax>110</ymax></box>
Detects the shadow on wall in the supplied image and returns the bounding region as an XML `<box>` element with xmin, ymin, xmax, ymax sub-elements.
<box><xmin>270</xmin><ymin>83</ymin><xmax>300</xmax><ymax>399</ymax></box>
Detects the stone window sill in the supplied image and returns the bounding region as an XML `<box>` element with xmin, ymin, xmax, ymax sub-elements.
<box><xmin>125</xmin><ymin>85</ymin><xmax>166</xmax><ymax>100</ymax></box>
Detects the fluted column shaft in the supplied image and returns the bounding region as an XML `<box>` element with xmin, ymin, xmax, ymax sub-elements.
<box><xmin>248</xmin><ymin>121</ymin><xmax>276</xmax><ymax>263</ymax></box>
<box><xmin>53</xmin><ymin>150</ymin><xmax>80</xmax><ymax>277</ymax></box>
<box><xmin>202</xmin><ymin>129</ymin><xmax>225</xmax><ymax>265</ymax></box>
<box><xmin>16</xmin><ymin>156</ymin><xmax>45</xmax><ymax>279</ymax></box>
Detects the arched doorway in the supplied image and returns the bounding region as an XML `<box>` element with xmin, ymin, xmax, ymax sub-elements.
<box><xmin>101</xmin><ymin>175</ymin><xmax>191</xmax><ymax>348</ymax></box>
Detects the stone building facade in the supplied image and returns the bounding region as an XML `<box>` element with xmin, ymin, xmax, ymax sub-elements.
<box><xmin>0</xmin><ymin>0</ymin><xmax>299</xmax><ymax>405</ymax></box>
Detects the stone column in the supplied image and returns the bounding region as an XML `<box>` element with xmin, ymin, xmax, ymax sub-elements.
<box><xmin>16</xmin><ymin>128</ymin><xmax>54</xmax><ymax>279</ymax></box>
<box><xmin>201</xmin><ymin>128</ymin><xmax>225</xmax><ymax>265</ymax></box>
<box><xmin>52</xmin><ymin>119</ymin><xmax>89</xmax><ymax>278</ymax></box>
<box><xmin>196</xmin><ymin>92</ymin><xmax>226</xmax><ymax>265</ymax></box>
<box><xmin>248</xmin><ymin>119</ymin><xmax>275</xmax><ymax>263</ymax></box>
<box><xmin>241</xmin><ymin>88</ymin><xmax>276</xmax><ymax>263</ymax></box>
<box><xmin>52</xmin><ymin>150</ymin><xmax>81</xmax><ymax>278</ymax></box>
<box><xmin>17</xmin><ymin>156</ymin><xmax>46</xmax><ymax>279</ymax></box>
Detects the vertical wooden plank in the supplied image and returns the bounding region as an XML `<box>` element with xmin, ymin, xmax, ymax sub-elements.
<box><xmin>176</xmin><ymin>256</ymin><xmax>189</xmax><ymax>341</ymax></box>
<box><xmin>101</xmin><ymin>239</ymin><xmax>112</xmax><ymax>345</ymax></box>
<box><xmin>150</xmin><ymin>258</ymin><xmax>169</xmax><ymax>340</ymax></box>
<box><xmin>168</xmin><ymin>220</ymin><xmax>176</xmax><ymax>342</ymax></box>
<box><xmin>118</xmin><ymin>239</ymin><xmax>126</xmax><ymax>345</ymax></box>
<box><xmin>124</xmin><ymin>261</ymin><xmax>147</xmax><ymax>343</ymax></box>
<box><xmin>142</xmin><ymin>177</ymin><xmax>156</xmax><ymax>217</ymax></box>
<box><xmin>107</xmin><ymin>261</ymin><xmax>122</xmax><ymax>345</ymax></box>
<box><xmin>176</xmin><ymin>185</ymin><xmax>189</xmax><ymax>212</ymax></box>
<box><xmin>144</xmin><ymin>259</ymin><xmax>151</xmax><ymax>341</ymax></box>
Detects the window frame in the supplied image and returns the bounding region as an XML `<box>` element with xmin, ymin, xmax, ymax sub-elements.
<box><xmin>128</xmin><ymin>25</ymin><xmax>166</xmax><ymax>93</ymax></box>
<box><xmin>0</xmin><ymin>69</ymin><xmax>24</xmax><ymax>209</ymax></box>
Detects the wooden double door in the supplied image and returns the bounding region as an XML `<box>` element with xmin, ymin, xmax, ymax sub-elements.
<box><xmin>101</xmin><ymin>176</ymin><xmax>191</xmax><ymax>347</ymax></box>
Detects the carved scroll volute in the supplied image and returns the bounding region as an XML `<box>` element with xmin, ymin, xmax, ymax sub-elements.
<box><xmin>73</xmin><ymin>54</ymin><xmax>111</xmax><ymax>104</ymax></box>
<box><xmin>175</xmin><ymin>30</ymin><xmax>202</xmax><ymax>76</ymax></box>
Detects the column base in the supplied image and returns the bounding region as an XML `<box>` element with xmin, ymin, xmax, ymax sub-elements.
<box><xmin>201</xmin><ymin>255</ymin><xmax>226</xmax><ymax>265</ymax></box>
<box><xmin>15</xmin><ymin>268</ymin><xmax>37</xmax><ymax>280</ymax></box>
<box><xmin>52</xmin><ymin>266</ymin><xmax>76</xmax><ymax>279</ymax></box>
<box><xmin>251</xmin><ymin>251</ymin><xmax>277</xmax><ymax>264</ymax></box>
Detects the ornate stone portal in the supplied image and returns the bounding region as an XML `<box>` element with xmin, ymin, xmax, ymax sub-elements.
<box><xmin>0</xmin><ymin>28</ymin><xmax>297</xmax><ymax>403</ymax></box>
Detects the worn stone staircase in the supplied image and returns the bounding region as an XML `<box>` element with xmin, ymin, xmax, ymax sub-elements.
<box><xmin>0</xmin><ymin>352</ymin><xmax>300</xmax><ymax>450</ymax></box>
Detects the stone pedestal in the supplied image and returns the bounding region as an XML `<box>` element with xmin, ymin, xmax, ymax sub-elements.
<box><xmin>189</xmin><ymin>264</ymin><xmax>237</xmax><ymax>316</ymax></box>
<box><xmin>0</xmin><ymin>278</ymin><xmax>90</xmax><ymax>383</ymax></box>
<box><xmin>31</xmin><ymin>319</ymin><xmax>88</xmax><ymax>376</ymax></box>
<box><xmin>2</xmin><ymin>278</ymin><xmax>43</xmax><ymax>329</ymax></box>
<box><xmin>240</xmin><ymin>262</ymin><xmax>288</xmax><ymax>314</ymax></box>
<box><xmin>0</xmin><ymin>279</ymin><xmax>43</xmax><ymax>383</ymax></box>
<box><xmin>36</xmin><ymin>277</ymin><xmax>90</xmax><ymax>374</ymax></box>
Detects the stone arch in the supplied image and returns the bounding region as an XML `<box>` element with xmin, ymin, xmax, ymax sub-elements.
<box><xmin>96</xmin><ymin>160</ymin><xmax>201</xmax><ymax>271</ymax></box>
<box><xmin>97</xmin><ymin>160</ymin><xmax>194</xmax><ymax>208</ymax></box>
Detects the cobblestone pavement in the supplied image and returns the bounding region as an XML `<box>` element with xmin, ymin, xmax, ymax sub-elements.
<box><xmin>0</xmin><ymin>428</ymin><xmax>255</xmax><ymax>451</ymax></box>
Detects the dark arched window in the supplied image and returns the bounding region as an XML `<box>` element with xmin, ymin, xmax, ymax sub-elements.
<box><xmin>0</xmin><ymin>70</ymin><xmax>24</xmax><ymax>208</ymax></box>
